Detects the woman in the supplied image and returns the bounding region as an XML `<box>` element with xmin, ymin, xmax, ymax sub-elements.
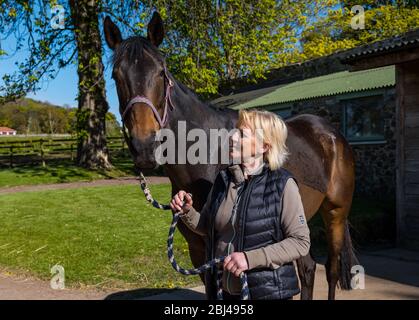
<box><xmin>170</xmin><ymin>109</ymin><xmax>310</xmax><ymax>300</ymax></box>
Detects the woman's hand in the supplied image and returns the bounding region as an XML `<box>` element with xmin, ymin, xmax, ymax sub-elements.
<box><xmin>170</xmin><ymin>190</ymin><xmax>193</xmax><ymax>214</ymax></box>
<box><xmin>223</xmin><ymin>252</ymin><xmax>249</xmax><ymax>277</ymax></box>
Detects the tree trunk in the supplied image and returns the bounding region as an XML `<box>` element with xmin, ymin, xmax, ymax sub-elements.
<box><xmin>69</xmin><ymin>0</ymin><xmax>112</xmax><ymax>169</ymax></box>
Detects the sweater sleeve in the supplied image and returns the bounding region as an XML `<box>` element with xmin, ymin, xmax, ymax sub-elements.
<box><xmin>178</xmin><ymin>186</ymin><xmax>214</xmax><ymax>237</ymax></box>
<box><xmin>244</xmin><ymin>178</ymin><xmax>311</xmax><ymax>270</ymax></box>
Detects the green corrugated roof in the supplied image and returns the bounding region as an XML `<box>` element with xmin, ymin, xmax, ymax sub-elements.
<box><xmin>232</xmin><ymin>65</ymin><xmax>395</xmax><ymax>110</ymax></box>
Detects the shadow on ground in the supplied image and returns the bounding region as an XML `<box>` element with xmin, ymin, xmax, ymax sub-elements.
<box><xmin>314</xmin><ymin>247</ymin><xmax>419</xmax><ymax>288</ymax></box>
<box><xmin>105</xmin><ymin>288</ymin><xmax>205</xmax><ymax>300</ymax></box>
<box><xmin>103</xmin><ymin>248</ymin><xmax>419</xmax><ymax>301</ymax></box>
<box><xmin>357</xmin><ymin>248</ymin><xmax>419</xmax><ymax>288</ymax></box>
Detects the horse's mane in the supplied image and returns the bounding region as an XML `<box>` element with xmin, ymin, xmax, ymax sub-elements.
<box><xmin>174</xmin><ymin>81</ymin><xmax>232</xmax><ymax>114</ymax></box>
<box><xmin>112</xmin><ymin>36</ymin><xmax>164</xmax><ymax>67</ymax></box>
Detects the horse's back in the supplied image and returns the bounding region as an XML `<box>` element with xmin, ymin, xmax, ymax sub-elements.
<box><xmin>283</xmin><ymin>113</ymin><xmax>351</xmax><ymax>194</ymax></box>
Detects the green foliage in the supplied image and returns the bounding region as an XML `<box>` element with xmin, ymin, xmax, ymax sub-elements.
<box><xmin>0</xmin><ymin>98</ymin><xmax>120</xmax><ymax>135</ymax></box>
<box><xmin>301</xmin><ymin>2</ymin><xmax>419</xmax><ymax>59</ymax></box>
<box><xmin>149</xmin><ymin>0</ymin><xmax>338</xmax><ymax>98</ymax></box>
<box><xmin>75</xmin><ymin>108</ymin><xmax>90</xmax><ymax>141</ymax></box>
<box><xmin>105</xmin><ymin>112</ymin><xmax>122</xmax><ymax>136</ymax></box>
<box><xmin>0</xmin><ymin>98</ymin><xmax>74</xmax><ymax>134</ymax></box>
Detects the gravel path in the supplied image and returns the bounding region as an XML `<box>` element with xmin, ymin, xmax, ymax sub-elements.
<box><xmin>1</xmin><ymin>249</ymin><xmax>418</xmax><ymax>300</ymax></box>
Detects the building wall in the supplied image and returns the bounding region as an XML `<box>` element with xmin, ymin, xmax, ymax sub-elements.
<box><xmin>396</xmin><ymin>60</ymin><xmax>419</xmax><ymax>248</ymax></box>
<box><xmin>268</xmin><ymin>87</ymin><xmax>397</xmax><ymax>198</ymax></box>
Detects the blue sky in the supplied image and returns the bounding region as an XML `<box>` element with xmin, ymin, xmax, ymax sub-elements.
<box><xmin>0</xmin><ymin>34</ymin><xmax>121</xmax><ymax>120</ymax></box>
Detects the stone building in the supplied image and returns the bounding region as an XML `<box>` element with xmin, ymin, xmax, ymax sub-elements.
<box><xmin>343</xmin><ymin>30</ymin><xmax>419</xmax><ymax>248</ymax></box>
<box><xmin>212</xmin><ymin>29</ymin><xmax>419</xmax><ymax>248</ymax></box>
<box><xmin>213</xmin><ymin>57</ymin><xmax>396</xmax><ymax>199</ymax></box>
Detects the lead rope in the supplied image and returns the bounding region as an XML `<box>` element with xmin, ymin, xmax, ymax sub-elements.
<box><xmin>137</xmin><ymin>172</ymin><xmax>250</xmax><ymax>300</ymax></box>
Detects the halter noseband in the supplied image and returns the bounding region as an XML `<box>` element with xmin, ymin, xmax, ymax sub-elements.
<box><xmin>122</xmin><ymin>64</ymin><xmax>174</xmax><ymax>128</ymax></box>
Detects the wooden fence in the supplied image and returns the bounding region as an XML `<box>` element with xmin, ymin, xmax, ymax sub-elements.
<box><xmin>0</xmin><ymin>136</ymin><xmax>127</xmax><ymax>167</ymax></box>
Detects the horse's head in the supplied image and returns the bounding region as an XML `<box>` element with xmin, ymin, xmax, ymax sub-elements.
<box><xmin>104</xmin><ymin>12</ymin><xmax>170</xmax><ymax>169</ymax></box>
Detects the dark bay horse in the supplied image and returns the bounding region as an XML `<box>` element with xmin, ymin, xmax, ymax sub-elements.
<box><xmin>104</xmin><ymin>12</ymin><xmax>358</xmax><ymax>300</ymax></box>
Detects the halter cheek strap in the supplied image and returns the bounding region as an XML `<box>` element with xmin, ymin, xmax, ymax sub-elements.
<box><xmin>122</xmin><ymin>65</ymin><xmax>175</xmax><ymax>128</ymax></box>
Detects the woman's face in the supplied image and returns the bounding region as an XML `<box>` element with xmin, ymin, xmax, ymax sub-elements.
<box><xmin>229</xmin><ymin>125</ymin><xmax>267</xmax><ymax>164</ymax></box>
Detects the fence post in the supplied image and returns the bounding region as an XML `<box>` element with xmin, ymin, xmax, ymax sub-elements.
<box><xmin>121</xmin><ymin>136</ymin><xmax>124</xmax><ymax>150</ymax></box>
<box><xmin>70</xmin><ymin>142</ymin><xmax>74</xmax><ymax>161</ymax></box>
<box><xmin>40</xmin><ymin>139</ymin><xmax>45</xmax><ymax>167</ymax></box>
<box><xmin>9</xmin><ymin>145</ymin><xmax>13</xmax><ymax>168</ymax></box>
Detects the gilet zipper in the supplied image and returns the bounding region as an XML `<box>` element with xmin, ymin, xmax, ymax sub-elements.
<box><xmin>238</xmin><ymin>176</ymin><xmax>257</xmax><ymax>252</ymax></box>
<box><xmin>225</xmin><ymin>183</ymin><xmax>245</xmax><ymax>293</ymax></box>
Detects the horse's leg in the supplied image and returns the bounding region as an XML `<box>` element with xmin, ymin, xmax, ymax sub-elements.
<box><xmin>316</xmin><ymin>132</ymin><xmax>357</xmax><ymax>300</ymax></box>
<box><xmin>320</xmin><ymin>203</ymin><xmax>352</xmax><ymax>300</ymax></box>
<box><xmin>295</xmin><ymin>183</ymin><xmax>325</xmax><ymax>300</ymax></box>
<box><xmin>320</xmin><ymin>177</ymin><xmax>356</xmax><ymax>299</ymax></box>
<box><xmin>296</xmin><ymin>251</ymin><xmax>317</xmax><ymax>300</ymax></box>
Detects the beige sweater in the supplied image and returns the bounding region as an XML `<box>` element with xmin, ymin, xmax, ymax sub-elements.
<box><xmin>180</xmin><ymin>164</ymin><xmax>310</xmax><ymax>294</ymax></box>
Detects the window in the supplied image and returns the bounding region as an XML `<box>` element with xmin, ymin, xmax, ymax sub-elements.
<box><xmin>342</xmin><ymin>95</ymin><xmax>385</xmax><ymax>142</ymax></box>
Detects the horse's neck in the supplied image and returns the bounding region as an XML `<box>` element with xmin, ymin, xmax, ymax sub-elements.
<box><xmin>170</xmin><ymin>82</ymin><xmax>238</xmax><ymax>131</ymax></box>
<box><xmin>165</xmin><ymin>82</ymin><xmax>237</xmax><ymax>193</ymax></box>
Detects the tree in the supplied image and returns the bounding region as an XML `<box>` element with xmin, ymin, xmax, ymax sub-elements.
<box><xmin>0</xmin><ymin>97</ymin><xmax>120</xmax><ymax>135</ymax></box>
<box><xmin>105</xmin><ymin>112</ymin><xmax>122</xmax><ymax>137</ymax></box>
<box><xmin>0</xmin><ymin>98</ymin><xmax>69</xmax><ymax>134</ymax></box>
<box><xmin>0</xmin><ymin>0</ymin><xmax>114</xmax><ymax>168</ymax></box>
<box><xmin>69</xmin><ymin>0</ymin><xmax>111</xmax><ymax>168</ymax></box>
<box><xmin>149</xmin><ymin>0</ymin><xmax>340</xmax><ymax>97</ymax></box>
<box><xmin>300</xmin><ymin>1</ymin><xmax>419</xmax><ymax>59</ymax></box>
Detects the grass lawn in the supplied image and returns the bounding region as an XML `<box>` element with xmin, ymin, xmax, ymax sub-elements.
<box><xmin>0</xmin><ymin>183</ymin><xmax>201</xmax><ymax>294</ymax></box>
<box><xmin>0</xmin><ymin>156</ymin><xmax>137</xmax><ymax>188</ymax></box>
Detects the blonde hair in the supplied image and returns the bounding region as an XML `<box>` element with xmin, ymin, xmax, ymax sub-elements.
<box><xmin>236</xmin><ymin>109</ymin><xmax>289</xmax><ymax>171</ymax></box>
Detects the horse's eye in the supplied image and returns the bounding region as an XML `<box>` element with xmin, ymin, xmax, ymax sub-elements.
<box><xmin>160</xmin><ymin>70</ymin><xmax>165</xmax><ymax>77</ymax></box>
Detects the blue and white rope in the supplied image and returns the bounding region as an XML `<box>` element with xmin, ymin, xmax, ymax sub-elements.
<box><xmin>139</xmin><ymin>172</ymin><xmax>171</xmax><ymax>210</ymax></box>
<box><xmin>138</xmin><ymin>172</ymin><xmax>250</xmax><ymax>300</ymax></box>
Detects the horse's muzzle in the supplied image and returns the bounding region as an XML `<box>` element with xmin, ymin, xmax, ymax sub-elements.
<box><xmin>130</xmin><ymin>137</ymin><xmax>160</xmax><ymax>170</ymax></box>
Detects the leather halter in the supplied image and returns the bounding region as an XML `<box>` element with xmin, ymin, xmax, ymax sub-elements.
<box><xmin>122</xmin><ymin>64</ymin><xmax>174</xmax><ymax>128</ymax></box>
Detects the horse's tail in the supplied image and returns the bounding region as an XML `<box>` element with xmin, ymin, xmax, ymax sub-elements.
<box><xmin>339</xmin><ymin>221</ymin><xmax>359</xmax><ymax>290</ymax></box>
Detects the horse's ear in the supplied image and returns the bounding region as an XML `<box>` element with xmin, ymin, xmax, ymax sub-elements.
<box><xmin>147</xmin><ymin>11</ymin><xmax>164</xmax><ymax>47</ymax></box>
<box><xmin>104</xmin><ymin>16</ymin><xmax>122</xmax><ymax>50</ymax></box>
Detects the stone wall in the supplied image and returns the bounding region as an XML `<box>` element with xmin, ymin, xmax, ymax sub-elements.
<box><xmin>275</xmin><ymin>87</ymin><xmax>396</xmax><ymax>198</ymax></box>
